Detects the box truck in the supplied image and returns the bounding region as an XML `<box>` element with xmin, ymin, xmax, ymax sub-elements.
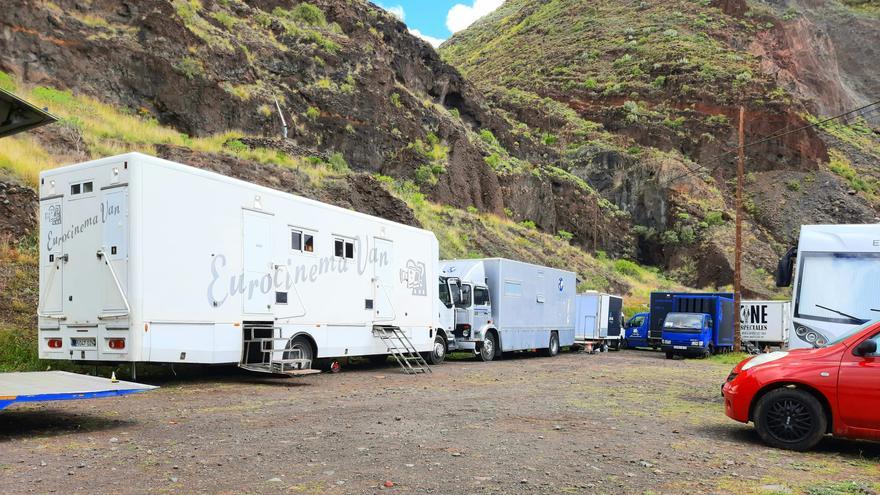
<box><xmin>776</xmin><ymin>224</ymin><xmax>880</xmax><ymax>349</ymax></box>
<box><xmin>573</xmin><ymin>292</ymin><xmax>624</xmax><ymax>350</ymax></box>
<box><xmin>657</xmin><ymin>293</ymin><xmax>735</xmax><ymax>358</ymax></box>
<box><xmin>649</xmin><ymin>291</ymin><xmax>733</xmax><ymax>347</ymax></box>
<box><xmin>740</xmin><ymin>300</ymin><xmax>791</xmax><ymax>352</ymax></box>
<box><xmin>438</xmin><ymin>258</ymin><xmax>576</xmax><ymax>361</ymax></box>
<box><xmin>37</xmin><ymin>152</ymin><xmax>441</xmax><ymax>376</ymax></box>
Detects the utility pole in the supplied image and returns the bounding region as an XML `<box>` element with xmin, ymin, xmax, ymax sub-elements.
<box><xmin>733</xmin><ymin>106</ymin><xmax>745</xmax><ymax>353</ymax></box>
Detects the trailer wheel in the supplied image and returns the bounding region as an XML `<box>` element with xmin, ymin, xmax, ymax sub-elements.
<box><xmin>478</xmin><ymin>333</ymin><xmax>497</xmax><ymax>362</ymax></box>
<box><xmin>284</xmin><ymin>335</ymin><xmax>315</xmax><ymax>363</ymax></box>
<box><xmin>754</xmin><ymin>388</ymin><xmax>827</xmax><ymax>451</ymax></box>
<box><xmin>424</xmin><ymin>335</ymin><xmax>447</xmax><ymax>365</ymax></box>
<box><xmin>541</xmin><ymin>332</ymin><xmax>560</xmax><ymax>357</ymax></box>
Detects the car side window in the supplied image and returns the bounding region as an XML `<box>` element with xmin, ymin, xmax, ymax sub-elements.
<box><xmin>869</xmin><ymin>333</ymin><xmax>880</xmax><ymax>357</ymax></box>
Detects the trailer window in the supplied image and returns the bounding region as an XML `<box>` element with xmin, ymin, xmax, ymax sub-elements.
<box><xmin>474</xmin><ymin>287</ymin><xmax>490</xmax><ymax>306</ymax></box>
<box><xmin>504</xmin><ymin>280</ymin><xmax>522</xmax><ymax>297</ymax></box>
<box><xmin>291</xmin><ymin>230</ymin><xmax>302</xmax><ymax>251</ymax></box>
<box><xmin>69</xmin><ymin>181</ymin><xmax>94</xmax><ymax>196</ymax></box>
<box><xmin>304</xmin><ymin>234</ymin><xmax>314</xmax><ymax>252</ymax></box>
<box><xmin>70</xmin><ymin>183</ymin><xmax>80</xmax><ymax>195</ymax></box>
<box><xmin>334</xmin><ymin>238</ymin><xmax>354</xmax><ymax>260</ymax></box>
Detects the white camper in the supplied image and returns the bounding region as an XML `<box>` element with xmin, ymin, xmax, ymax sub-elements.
<box><xmin>37</xmin><ymin>153</ymin><xmax>443</xmax><ymax>375</ymax></box>
<box><xmin>574</xmin><ymin>292</ymin><xmax>624</xmax><ymax>350</ymax></box>
<box><xmin>739</xmin><ymin>300</ymin><xmax>791</xmax><ymax>351</ymax></box>
<box><xmin>438</xmin><ymin>258</ymin><xmax>576</xmax><ymax>361</ymax></box>
<box><xmin>776</xmin><ymin>224</ymin><xmax>880</xmax><ymax>349</ymax></box>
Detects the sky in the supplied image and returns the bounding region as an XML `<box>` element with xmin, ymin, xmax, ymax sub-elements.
<box><xmin>374</xmin><ymin>0</ymin><xmax>504</xmax><ymax>48</ymax></box>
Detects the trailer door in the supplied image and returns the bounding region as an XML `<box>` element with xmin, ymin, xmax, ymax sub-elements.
<box><xmin>373</xmin><ymin>238</ymin><xmax>395</xmax><ymax>321</ymax></box>
<box><xmin>242</xmin><ymin>209</ymin><xmax>274</xmax><ymax>315</ymax></box>
<box><xmin>39</xmin><ymin>197</ymin><xmax>64</xmax><ymax>314</ymax></box>
<box><xmin>101</xmin><ymin>186</ymin><xmax>128</xmax><ymax>313</ymax></box>
<box><xmin>608</xmin><ymin>296</ymin><xmax>623</xmax><ymax>338</ymax></box>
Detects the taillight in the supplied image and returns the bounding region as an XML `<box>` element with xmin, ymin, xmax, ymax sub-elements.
<box><xmin>47</xmin><ymin>338</ymin><xmax>62</xmax><ymax>349</ymax></box>
<box><xmin>108</xmin><ymin>338</ymin><xmax>126</xmax><ymax>350</ymax></box>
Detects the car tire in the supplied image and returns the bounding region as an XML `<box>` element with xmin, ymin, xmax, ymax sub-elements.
<box><xmin>665</xmin><ymin>351</ymin><xmax>674</xmax><ymax>360</ymax></box>
<box><xmin>424</xmin><ymin>335</ymin><xmax>446</xmax><ymax>365</ymax></box>
<box><xmin>541</xmin><ymin>332</ymin><xmax>560</xmax><ymax>357</ymax></box>
<box><xmin>753</xmin><ymin>388</ymin><xmax>827</xmax><ymax>451</ymax></box>
<box><xmin>620</xmin><ymin>339</ymin><xmax>628</xmax><ymax>350</ymax></box>
<box><xmin>478</xmin><ymin>333</ymin><xmax>497</xmax><ymax>362</ymax></box>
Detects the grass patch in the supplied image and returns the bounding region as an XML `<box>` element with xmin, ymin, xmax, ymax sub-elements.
<box><xmin>708</xmin><ymin>352</ymin><xmax>750</xmax><ymax>366</ymax></box>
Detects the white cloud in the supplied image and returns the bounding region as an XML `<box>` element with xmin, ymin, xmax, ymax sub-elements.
<box><xmin>409</xmin><ymin>28</ymin><xmax>446</xmax><ymax>48</ymax></box>
<box><xmin>377</xmin><ymin>3</ymin><xmax>405</xmax><ymax>21</ymax></box>
<box><xmin>446</xmin><ymin>0</ymin><xmax>504</xmax><ymax>33</ymax></box>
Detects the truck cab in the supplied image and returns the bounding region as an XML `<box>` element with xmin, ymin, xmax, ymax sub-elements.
<box><xmin>624</xmin><ymin>312</ymin><xmax>651</xmax><ymax>348</ymax></box>
<box><xmin>437</xmin><ymin>276</ymin><xmax>492</xmax><ymax>356</ymax></box>
<box><xmin>661</xmin><ymin>312</ymin><xmax>714</xmax><ymax>358</ymax></box>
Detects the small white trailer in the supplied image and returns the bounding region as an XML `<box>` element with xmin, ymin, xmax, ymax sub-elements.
<box><xmin>740</xmin><ymin>300</ymin><xmax>791</xmax><ymax>352</ymax></box>
<box><xmin>37</xmin><ymin>152</ymin><xmax>441</xmax><ymax>375</ymax></box>
<box><xmin>438</xmin><ymin>258</ymin><xmax>576</xmax><ymax>361</ymax></box>
<box><xmin>574</xmin><ymin>292</ymin><xmax>625</xmax><ymax>351</ymax></box>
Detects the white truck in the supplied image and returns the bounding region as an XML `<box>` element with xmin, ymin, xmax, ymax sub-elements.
<box><xmin>776</xmin><ymin>224</ymin><xmax>880</xmax><ymax>349</ymax></box>
<box><xmin>37</xmin><ymin>152</ymin><xmax>444</xmax><ymax>376</ymax></box>
<box><xmin>740</xmin><ymin>300</ymin><xmax>791</xmax><ymax>352</ymax></box>
<box><xmin>574</xmin><ymin>292</ymin><xmax>625</xmax><ymax>351</ymax></box>
<box><xmin>438</xmin><ymin>258</ymin><xmax>576</xmax><ymax>361</ymax></box>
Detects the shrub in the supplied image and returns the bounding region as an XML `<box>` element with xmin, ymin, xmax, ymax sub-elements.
<box><xmin>613</xmin><ymin>259</ymin><xmax>643</xmax><ymax>279</ymax></box>
<box><xmin>520</xmin><ymin>220</ymin><xmax>537</xmax><ymax>230</ymax></box>
<box><xmin>305</xmin><ymin>106</ymin><xmax>320</xmax><ymax>120</ymax></box>
<box><xmin>557</xmin><ymin>230</ymin><xmax>574</xmax><ymax>242</ymax></box>
<box><xmin>479</xmin><ymin>129</ymin><xmax>498</xmax><ymax>146</ymax></box>
<box><xmin>327</xmin><ymin>152</ymin><xmax>349</xmax><ymax>172</ymax></box>
<box><xmin>291</xmin><ymin>3</ymin><xmax>326</xmax><ymax>26</ymax></box>
<box><xmin>704</xmin><ymin>211</ymin><xmax>724</xmax><ymax>226</ymax></box>
<box><xmin>449</xmin><ymin>108</ymin><xmax>460</xmax><ymax>119</ymax></box>
<box><xmin>0</xmin><ymin>71</ymin><xmax>16</xmax><ymax>92</ymax></box>
<box><xmin>466</xmin><ymin>206</ymin><xmax>478</xmax><ymax>214</ymax></box>
<box><xmin>785</xmin><ymin>179</ymin><xmax>802</xmax><ymax>192</ymax></box>
<box><xmin>390</xmin><ymin>92</ymin><xmax>402</xmax><ymax>108</ymax></box>
<box><xmin>541</xmin><ymin>133</ymin><xmax>558</xmax><ymax>145</ymax></box>
<box><xmin>226</xmin><ymin>139</ymin><xmax>247</xmax><ymax>153</ymax></box>
<box><xmin>583</xmin><ymin>77</ymin><xmax>598</xmax><ymax>89</ymax></box>
<box><xmin>414</xmin><ymin>165</ymin><xmax>438</xmax><ymax>186</ymax></box>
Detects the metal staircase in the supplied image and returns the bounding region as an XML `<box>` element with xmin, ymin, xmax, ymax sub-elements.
<box><xmin>373</xmin><ymin>326</ymin><xmax>432</xmax><ymax>374</ymax></box>
<box><xmin>240</xmin><ymin>323</ymin><xmax>320</xmax><ymax>376</ymax></box>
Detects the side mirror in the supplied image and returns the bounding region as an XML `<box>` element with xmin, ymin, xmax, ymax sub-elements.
<box><xmin>775</xmin><ymin>246</ymin><xmax>797</xmax><ymax>288</ymax></box>
<box><xmin>854</xmin><ymin>339</ymin><xmax>878</xmax><ymax>357</ymax></box>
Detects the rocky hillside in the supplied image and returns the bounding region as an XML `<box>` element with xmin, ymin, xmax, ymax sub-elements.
<box><xmin>0</xmin><ymin>0</ymin><xmax>698</xmax><ymax>356</ymax></box>
<box><xmin>1</xmin><ymin>0</ymin><xmax>878</xmax><ymax>343</ymax></box>
<box><xmin>441</xmin><ymin>0</ymin><xmax>880</xmax><ymax>293</ymax></box>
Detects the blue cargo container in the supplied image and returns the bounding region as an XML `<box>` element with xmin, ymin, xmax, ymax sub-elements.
<box><xmin>659</xmin><ymin>294</ymin><xmax>735</xmax><ymax>358</ymax></box>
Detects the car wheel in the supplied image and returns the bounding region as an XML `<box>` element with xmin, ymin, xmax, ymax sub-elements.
<box><xmin>754</xmin><ymin>388</ymin><xmax>827</xmax><ymax>451</ymax></box>
<box><xmin>665</xmin><ymin>351</ymin><xmax>674</xmax><ymax>360</ymax></box>
<box><xmin>541</xmin><ymin>332</ymin><xmax>560</xmax><ymax>357</ymax></box>
<box><xmin>424</xmin><ymin>335</ymin><xmax>446</xmax><ymax>365</ymax></box>
<box><xmin>620</xmin><ymin>339</ymin><xmax>628</xmax><ymax>350</ymax></box>
<box><xmin>478</xmin><ymin>333</ymin><xmax>497</xmax><ymax>362</ymax></box>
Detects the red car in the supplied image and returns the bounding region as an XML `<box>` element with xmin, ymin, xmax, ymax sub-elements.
<box><xmin>723</xmin><ymin>320</ymin><xmax>880</xmax><ymax>450</ymax></box>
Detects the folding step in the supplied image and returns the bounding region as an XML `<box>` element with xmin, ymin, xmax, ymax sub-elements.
<box><xmin>372</xmin><ymin>325</ymin><xmax>432</xmax><ymax>375</ymax></box>
<box><xmin>239</xmin><ymin>324</ymin><xmax>319</xmax><ymax>376</ymax></box>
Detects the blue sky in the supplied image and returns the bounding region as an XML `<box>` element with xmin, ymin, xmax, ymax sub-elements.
<box><xmin>374</xmin><ymin>0</ymin><xmax>504</xmax><ymax>47</ymax></box>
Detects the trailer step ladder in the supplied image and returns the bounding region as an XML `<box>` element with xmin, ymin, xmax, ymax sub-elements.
<box><xmin>373</xmin><ymin>326</ymin><xmax>432</xmax><ymax>375</ymax></box>
<box><xmin>240</xmin><ymin>324</ymin><xmax>320</xmax><ymax>376</ymax></box>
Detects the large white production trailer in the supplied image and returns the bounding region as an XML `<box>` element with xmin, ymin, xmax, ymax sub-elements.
<box><xmin>739</xmin><ymin>300</ymin><xmax>790</xmax><ymax>351</ymax></box>
<box><xmin>37</xmin><ymin>152</ymin><xmax>441</xmax><ymax>375</ymax></box>
<box><xmin>574</xmin><ymin>292</ymin><xmax>624</xmax><ymax>351</ymax></box>
<box><xmin>776</xmin><ymin>224</ymin><xmax>880</xmax><ymax>349</ymax></box>
<box><xmin>438</xmin><ymin>258</ymin><xmax>576</xmax><ymax>361</ymax></box>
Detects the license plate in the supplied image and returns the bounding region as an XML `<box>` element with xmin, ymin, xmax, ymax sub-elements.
<box><xmin>71</xmin><ymin>337</ymin><xmax>96</xmax><ymax>348</ymax></box>
<box><xmin>673</xmin><ymin>345</ymin><xmax>687</xmax><ymax>350</ymax></box>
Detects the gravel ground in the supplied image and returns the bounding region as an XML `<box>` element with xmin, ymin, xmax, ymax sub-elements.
<box><xmin>1</xmin><ymin>350</ymin><xmax>879</xmax><ymax>495</ymax></box>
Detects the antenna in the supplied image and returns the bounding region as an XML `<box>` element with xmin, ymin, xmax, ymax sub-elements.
<box><xmin>273</xmin><ymin>96</ymin><xmax>288</xmax><ymax>139</ymax></box>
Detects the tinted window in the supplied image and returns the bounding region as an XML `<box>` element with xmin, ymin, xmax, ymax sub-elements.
<box><xmin>439</xmin><ymin>280</ymin><xmax>451</xmax><ymax>306</ymax></box>
<box><xmin>304</xmin><ymin>234</ymin><xmax>314</xmax><ymax>252</ymax></box>
<box><xmin>291</xmin><ymin>230</ymin><xmax>302</xmax><ymax>251</ymax></box>
<box><xmin>82</xmin><ymin>181</ymin><xmax>93</xmax><ymax>193</ymax></box>
<box><xmin>345</xmin><ymin>241</ymin><xmax>354</xmax><ymax>259</ymax></box>
<box><xmin>70</xmin><ymin>183</ymin><xmax>81</xmax><ymax>195</ymax></box>
<box><xmin>335</xmin><ymin>239</ymin><xmax>344</xmax><ymax>257</ymax></box>
<box><xmin>474</xmin><ymin>287</ymin><xmax>490</xmax><ymax>306</ymax></box>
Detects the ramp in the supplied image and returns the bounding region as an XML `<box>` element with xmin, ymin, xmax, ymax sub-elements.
<box><xmin>0</xmin><ymin>371</ymin><xmax>156</xmax><ymax>410</ymax></box>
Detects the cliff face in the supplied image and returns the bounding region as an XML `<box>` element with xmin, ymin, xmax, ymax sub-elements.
<box><xmin>440</xmin><ymin>0</ymin><xmax>880</xmax><ymax>295</ymax></box>
<box><xmin>0</xmin><ymin>0</ymin><xmax>633</xmax><ymax>258</ymax></box>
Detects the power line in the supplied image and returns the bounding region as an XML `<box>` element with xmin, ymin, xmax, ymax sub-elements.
<box><xmin>665</xmin><ymin>99</ymin><xmax>880</xmax><ymax>184</ymax></box>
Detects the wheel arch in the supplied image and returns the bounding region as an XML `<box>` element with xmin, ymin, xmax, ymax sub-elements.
<box><xmin>290</xmin><ymin>331</ymin><xmax>318</xmax><ymax>358</ymax></box>
<box><xmin>748</xmin><ymin>381</ymin><xmax>834</xmax><ymax>433</ymax></box>
<box><xmin>485</xmin><ymin>327</ymin><xmax>500</xmax><ymax>353</ymax></box>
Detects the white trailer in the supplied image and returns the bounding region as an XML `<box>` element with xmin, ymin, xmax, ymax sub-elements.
<box><xmin>740</xmin><ymin>300</ymin><xmax>790</xmax><ymax>351</ymax></box>
<box><xmin>438</xmin><ymin>258</ymin><xmax>575</xmax><ymax>361</ymax></box>
<box><xmin>776</xmin><ymin>224</ymin><xmax>880</xmax><ymax>349</ymax></box>
<box><xmin>37</xmin><ymin>152</ymin><xmax>442</xmax><ymax>375</ymax></box>
<box><xmin>574</xmin><ymin>292</ymin><xmax>625</xmax><ymax>351</ymax></box>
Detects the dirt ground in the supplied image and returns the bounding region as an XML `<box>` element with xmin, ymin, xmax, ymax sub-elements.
<box><xmin>1</xmin><ymin>350</ymin><xmax>879</xmax><ymax>495</ymax></box>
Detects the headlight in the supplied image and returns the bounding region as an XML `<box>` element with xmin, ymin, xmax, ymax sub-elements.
<box><xmin>726</xmin><ymin>372</ymin><xmax>738</xmax><ymax>382</ymax></box>
<box><xmin>741</xmin><ymin>351</ymin><xmax>788</xmax><ymax>371</ymax></box>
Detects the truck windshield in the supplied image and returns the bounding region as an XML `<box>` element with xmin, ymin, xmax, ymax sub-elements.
<box><xmin>796</xmin><ymin>252</ymin><xmax>880</xmax><ymax>325</ymax></box>
<box><xmin>663</xmin><ymin>314</ymin><xmax>703</xmax><ymax>332</ymax></box>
